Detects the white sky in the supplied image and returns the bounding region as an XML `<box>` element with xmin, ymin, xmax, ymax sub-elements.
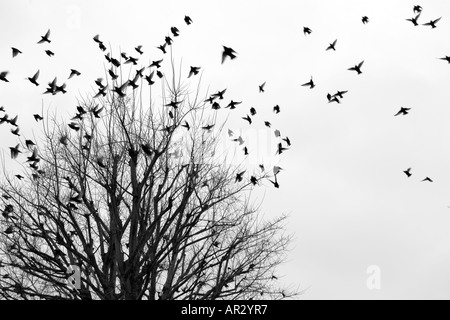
<box><xmin>1</xmin><ymin>0</ymin><xmax>450</xmax><ymax>299</ymax></box>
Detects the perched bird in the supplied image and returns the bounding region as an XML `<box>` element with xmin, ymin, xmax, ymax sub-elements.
<box><xmin>394</xmin><ymin>107</ymin><xmax>411</xmax><ymax>116</ymax></box>
<box><xmin>9</xmin><ymin>144</ymin><xmax>21</xmax><ymax>159</ymax></box>
<box><xmin>226</xmin><ymin>100</ymin><xmax>242</xmax><ymax>109</ymax></box>
<box><xmin>242</xmin><ymin>114</ymin><xmax>252</xmax><ymax>124</ymax></box>
<box><xmin>326</xmin><ymin>39</ymin><xmax>337</xmax><ymax>51</ymax></box>
<box><xmin>423</xmin><ymin>17</ymin><xmax>441</xmax><ymax>28</ymax></box>
<box><xmin>362</xmin><ymin>16</ymin><xmax>369</xmax><ymax>24</ymax></box>
<box><xmin>38</xmin><ymin>29</ymin><xmax>51</xmax><ymax>44</ymax></box>
<box><xmin>184</xmin><ymin>15</ymin><xmax>193</xmax><ymax>25</ymax></box>
<box><xmin>157</xmin><ymin>43</ymin><xmax>167</xmax><ymax>54</ymax></box>
<box><xmin>222</xmin><ymin>46</ymin><xmax>237</xmax><ymax>64</ymax></box>
<box><xmin>250</xmin><ymin>176</ymin><xmax>258</xmax><ymax>186</ymax></box>
<box><xmin>156</xmin><ymin>70</ymin><xmax>164</xmax><ymax>78</ymax></box>
<box><xmin>264</xmin><ymin>121</ymin><xmax>271</xmax><ymax>128</ymax></box>
<box><xmin>235</xmin><ymin>170</ymin><xmax>246</xmax><ymax>183</ymax></box>
<box><xmin>68</xmin><ymin>69</ymin><xmax>81</xmax><ymax>79</ymax></box>
<box><xmin>259</xmin><ymin>82</ymin><xmax>266</xmax><ymax>93</ymax></box>
<box><xmin>0</xmin><ymin>71</ymin><xmax>10</xmax><ymax>82</ymax></box>
<box><xmin>406</xmin><ymin>13</ymin><xmax>421</xmax><ymax>26</ymax></box>
<box><xmin>135</xmin><ymin>45</ymin><xmax>143</xmax><ymax>54</ymax></box>
<box><xmin>188</xmin><ymin>66</ymin><xmax>201</xmax><ymax>78</ymax></box>
<box><xmin>45</xmin><ymin>50</ymin><xmax>55</xmax><ymax>57</ymax></box>
<box><xmin>33</xmin><ymin>114</ymin><xmax>43</xmax><ymax>122</ymax></box>
<box><xmin>403</xmin><ymin>168</ymin><xmax>412</xmax><ymax>178</ymax></box>
<box><xmin>171</xmin><ymin>26</ymin><xmax>180</xmax><ymax>37</ymax></box>
<box><xmin>250</xmin><ymin>107</ymin><xmax>256</xmax><ymax>116</ymax></box>
<box><xmin>439</xmin><ymin>56</ymin><xmax>450</xmax><ymax>64</ymax></box>
<box><xmin>212</xmin><ymin>88</ymin><xmax>227</xmax><ymax>100</ymax></box>
<box><xmin>12</xmin><ymin>47</ymin><xmax>22</xmax><ymax>57</ymax></box>
<box><xmin>413</xmin><ymin>5</ymin><xmax>423</xmax><ymax>14</ymax></box>
<box><xmin>422</xmin><ymin>177</ymin><xmax>433</xmax><ymax>182</ymax></box>
<box><xmin>303</xmin><ymin>27</ymin><xmax>312</xmax><ymax>35</ymax></box>
<box><xmin>273</xmin><ymin>105</ymin><xmax>280</xmax><ymax>114</ymax></box>
<box><xmin>301</xmin><ymin>77</ymin><xmax>315</xmax><ymax>89</ymax></box>
<box><xmin>348</xmin><ymin>60</ymin><xmax>364</xmax><ymax>74</ymax></box>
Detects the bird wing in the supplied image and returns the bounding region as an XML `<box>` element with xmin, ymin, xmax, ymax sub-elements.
<box><xmin>358</xmin><ymin>60</ymin><xmax>365</xmax><ymax>68</ymax></box>
<box><xmin>45</xmin><ymin>29</ymin><xmax>51</xmax><ymax>38</ymax></box>
<box><xmin>433</xmin><ymin>17</ymin><xmax>442</xmax><ymax>24</ymax></box>
<box><xmin>33</xmin><ymin>70</ymin><xmax>40</xmax><ymax>80</ymax></box>
<box><xmin>422</xmin><ymin>21</ymin><xmax>432</xmax><ymax>26</ymax></box>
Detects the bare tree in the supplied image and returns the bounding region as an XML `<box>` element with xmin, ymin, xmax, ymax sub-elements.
<box><xmin>0</xmin><ymin>37</ymin><xmax>297</xmax><ymax>300</ymax></box>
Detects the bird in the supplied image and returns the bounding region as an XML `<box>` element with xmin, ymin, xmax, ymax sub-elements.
<box><xmin>226</xmin><ymin>100</ymin><xmax>242</xmax><ymax>109</ymax></box>
<box><xmin>212</xmin><ymin>89</ymin><xmax>227</xmax><ymax>100</ymax></box>
<box><xmin>273</xmin><ymin>166</ymin><xmax>283</xmax><ymax>176</ymax></box>
<box><xmin>9</xmin><ymin>144</ymin><xmax>21</xmax><ymax>159</ymax></box>
<box><xmin>33</xmin><ymin>114</ymin><xmax>43</xmax><ymax>122</ymax></box>
<box><xmin>145</xmin><ymin>71</ymin><xmax>155</xmax><ymax>85</ymax></box>
<box><xmin>0</xmin><ymin>106</ymin><xmax>4</xmax><ymax>112</ymax></box>
<box><xmin>38</xmin><ymin>29</ymin><xmax>51</xmax><ymax>44</ymax></box>
<box><xmin>0</xmin><ymin>71</ymin><xmax>9</xmax><ymax>82</ymax></box>
<box><xmin>25</xmin><ymin>139</ymin><xmax>35</xmax><ymax>149</ymax></box>
<box><xmin>228</xmin><ymin>129</ymin><xmax>234</xmax><ymax>137</ymax></box>
<box><xmin>0</xmin><ymin>114</ymin><xmax>9</xmax><ymax>124</ymax></box>
<box><xmin>276</xmin><ymin>142</ymin><xmax>288</xmax><ymax>155</ymax></box>
<box><xmin>68</xmin><ymin>122</ymin><xmax>80</xmax><ymax>131</ymax></box>
<box><xmin>259</xmin><ymin>82</ymin><xmax>266</xmax><ymax>93</ymax></box>
<box><xmin>406</xmin><ymin>13</ymin><xmax>421</xmax><ymax>26</ymax></box>
<box><xmin>413</xmin><ymin>5</ymin><xmax>423</xmax><ymax>14</ymax></box>
<box><xmin>45</xmin><ymin>50</ymin><xmax>55</xmax><ymax>57</ymax></box>
<box><xmin>202</xmin><ymin>124</ymin><xmax>214</xmax><ymax>131</ymax></box>
<box><xmin>141</xmin><ymin>143</ymin><xmax>153</xmax><ymax>156</ymax></box>
<box><xmin>11</xmin><ymin>127</ymin><xmax>20</xmax><ymax>136</ymax></box>
<box><xmin>188</xmin><ymin>66</ymin><xmax>200</xmax><ymax>78</ymax></box>
<box><xmin>165</xmin><ymin>36</ymin><xmax>173</xmax><ymax>45</ymax></box>
<box><xmin>422</xmin><ymin>177</ymin><xmax>433</xmax><ymax>182</ymax></box>
<box><xmin>68</xmin><ymin>69</ymin><xmax>81</xmax><ymax>79</ymax></box>
<box><xmin>362</xmin><ymin>16</ymin><xmax>369</xmax><ymax>24</ymax></box>
<box><xmin>108</xmin><ymin>69</ymin><xmax>118</xmax><ymax>80</ymax></box>
<box><xmin>59</xmin><ymin>135</ymin><xmax>68</xmax><ymax>146</ymax></box>
<box><xmin>96</xmin><ymin>156</ymin><xmax>106</xmax><ymax>168</ymax></box>
<box><xmin>327</xmin><ymin>93</ymin><xmax>340</xmax><ymax>104</ymax></box>
<box><xmin>303</xmin><ymin>27</ymin><xmax>312</xmax><ymax>35</ymax></box>
<box><xmin>235</xmin><ymin>170</ymin><xmax>246</xmax><ymax>183</ymax></box>
<box><xmin>394</xmin><ymin>107</ymin><xmax>411</xmax><ymax>116</ymax></box>
<box><xmin>250</xmin><ymin>107</ymin><xmax>256</xmax><ymax>116</ymax></box>
<box><xmin>268</xmin><ymin>178</ymin><xmax>280</xmax><ymax>188</ymax></box>
<box><xmin>125</xmin><ymin>56</ymin><xmax>138</xmax><ymax>65</ymax></box>
<box><xmin>333</xmin><ymin>90</ymin><xmax>348</xmax><ymax>99</ymax></box>
<box><xmin>181</xmin><ymin>121</ymin><xmax>190</xmax><ymax>130</ymax></box>
<box><xmin>12</xmin><ymin>47</ymin><xmax>22</xmax><ymax>58</ymax></box>
<box><xmin>274</xmin><ymin>129</ymin><xmax>281</xmax><ymax>137</ymax></box>
<box><xmin>8</xmin><ymin>115</ymin><xmax>18</xmax><ymax>126</ymax></box>
<box><xmin>439</xmin><ymin>56</ymin><xmax>450</xmax><ymax>64</ymax></box>
<box><xmin>149</xmin><ymin>59</ymin><xmax>164</xmax><ymax>69</ymax></box>
<box><xmin>222</xmin><ymin>46</ymin><xmax>237</xmax><ymax>64</ymax></box>
<box><xmin>242</xmin><ymin>115</ymin><xmax>252</xmax><ymax>124</ymax></box>
<box><xmin>157</xmin><ymin>43</ymin><xmax>167</xmax><ymax>54</ymax></box>
<box><xmin>26</xmin><ymin>70</ymin><xmax>40</xmax><ymax>86</ymax></box>
<box><xmin>301</xmin><ymin>77</ymin><xmax>315</xmax><ymax>89</ymax></box>
<box><xmin>27</xmin><ymin>148</ymin><xmax>39</xmax><ymax>163</ymax></box>
<box><xmin>423</xmin><ymin>17</ymin><xmax>441</xmax><ymax>28</ymax></box>
<box><xmin>250</xmin><ymin>176</ymin><xmax>258</xmax><ymax>186</ymax></box>
<box><xmin>135</xmin><ymin>45</ymin><xmax>143</xmax><ymax>54</ymax></box>
<box><xmin>171</xmin><ymin>27</ymin><xmax>180</xmax><ymax>37</ymax></box>
<box><xmin>348</xmin><ymin>60</ymin><xmax>364</xmax><ymax>74</ymax></box>
<box><xmin>15</xmin><ymin>174</ymin><xmax>24</xmax><ymax>180</ymax></box>
<box><xmin>211</xmin><ymin>102</ymin><xmax>221</xmax><ymax>110</ymax></box>
<box><xmin>264</xmin><ymin>121</ymin><xmax>271</xmax><ymax>128</ymax></box>
<box><xmin>326</xmin><ymin>39</ymin><xmax>337</xmax><ymax>51</ymax></box>
<box><xmin>184</xmin><ymin>15</ymin><xmax>193</xmax><ymax>25</ymax></box>
<box><xmin>113</xmin><ymin>81</ymin><xmax>128</xmax><ymax>97</ymax></box>
<box><xmin>92</xmin><ymin>105</ymin><xmax>104</xmax><ymax>118</ymax></box>
<box><xmin>243</xmin><ymin>146</ymin><xmax>249</xmax><ymax>155</ymax></box>
<box><xmin>273</xmin><ymin>105</ymin><xmax>280</xmax><ymax>114</ymax></box>
<box><xmin>165</xmin><ymin>100</ymin><xmax>182</xmax><ymax>109</ymax></box>
<box><xmin>403</xmin><ymin>168</ymin><xmax>412</xmax><ymax>178</ymax></box>
<box><xmin>283</xmin><ymin>137</ymin><xmax>291</xmax><ymax>146</ymax></box>
<box><xmin>156</xmin><ymin>70</ymin><xmax>164</xmax><ymax>78</ymax></box>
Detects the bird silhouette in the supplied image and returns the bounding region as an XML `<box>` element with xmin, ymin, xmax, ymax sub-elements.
<box><xmin>212</xmin><ymin>102</ymin><xmax>221</xmax><ymax>110</ymax></box>
<box><xmin>212</xmin><ymin>89</ymin><xmax>227</xmax><ymax>100</ymax></box>
<box><xmin>68</xmin><ymin>122</ymin><xmax>80</xmax><ymax>131</ymax></box>
<box><xmin>362</xmin><ymin>16</ymin><xmax>369</xmax><ymax>24</ymax></box>
<box><xmin>413</xmin><ymin>5</ymin><xmax>423</xmax><ymax>14</ymax></box>
<box><xmin>165</xmin><ymin>100</ymin><xmax>182</xmax><ymax>108</ymax></box>
<box><xmin>25</xmin><ymin>139</ymin><xmax>35</xmax><ymax>149</ymax></box>
<box><xmin>226</xmin><ymin>100</ymin><xmax>242</xmax><ymax>109</ymax></box>
<box><xmin>276</xmin><ymin>142</ymin><xmax>288</xmax><ymax>155</ymax></box>
<box><xmin>273</xmin><ymin>165</ymin><xmax>283</xmax><ymax>176</ymax></box>
<box><xmin>188</xmin><ymin>66</ymin><xmax>200</xmax><ymax>78</ymax></box>
<box><xmin>165</xmin><ymin>36</ymin><xmax>173</xmax><ymax>45</ymax></box>
<box><xmin>333</xmin><ymin>90</ymin><xmax>348</xmax><ymax>99</ymax></box>
<box><xmin>141</xmin><ymin>143</ymin><xmax>153</xmax><ymax>156</ymax></box>
<box><xmin>0</xmin><ymin>114</ymin><xmax>9</xmax><ymax>124</ymax></box>
<box><xmin>259</xmin><ymin>82</ymin><xmax>266</xmax><ymax>92</ymax></box>
<box><xmin>11</xmin><ymin>127</ymin><xmax>20</xmax><ymax>136</ymax></box>
<box><xmin>422</xmin><ymin>177</ymin><xmax>433</xmax><ymax>182</ymax></box>
<box><xmin>27</xmin><ymin>148</ymin><xmax>39</xmax><ymax>163</ymax></box>
<box><xmin>135</xmin><ymin>45</ymin><xmax>144</xmax><ymax>54</ymax></box>
<box><xmin>9</xmin><ymin>144</ymin><xmax>21</xmax><ymax>159</ymax></box>
<box><xmin>121</xmin><ymin>52</ymin><xmax>129</xmax><ymax>60</ymax></box>
<box><xmin>59</xmin><ymin>135</ymin><xmax>68</xmax><ymax>146</ymax></box>
<box><xmin>0</xmin><ymin>106</ymin><xmax>4</xmax><ymax>112</ymax></box>
<box><xmin>274</xmin><ymin>129</ymin><xmax>281</xmax><ymax>137</ymax></box>
<box><xmin>113</xmin><ymin>81</ymin><xmax>129</xmax><ymax>97</ymax></box>
<box><xmin>68</xmin><ymin>69</ymin><xmax>81</xmax><ymax>79</ymax></box>
<box><xmin>394</xmin><ymin>107</ymin><xmax>411</xmax><ymax>116</ymax></box>
<box><xmin>273</xmin><ymin>105</ymin><xmax>280</xmax><ymax>114</ymax></box>
<box><xmin>92</xmin><ymin>105</ymin><xmax>104</xmax><ymax>118</ymax></box>
<box><xmin>283</xmin><ymin>137</ymin><xmax>291</xmax><ymax>146</ymax></box>
<box><xmin>301</xmin><ymin>77</ymin><xmax>315</xmax><ymax>89</ymax></box>
<box><xmin>403</xmin><ymin>168</ymin><xmax>412</xmax><ymax>177</ymax></box>
<box><xmin>233</xmin><ymin>136</ymin><xmax>244</xmax><ymax>145</ymax></box>
<box><xmin>171</xmin><ymin>27</ymin><xmax>180</xmax><ymax>37</ymax></box>
<box><xmin>184</xmin><ymin>15</ymin><xmax>193</xmax><ymax>25</ymax></box>
<box><xmin>202</xmin><ymin>124</ymin><xmax>215</xmax><ymax>131</ymax></box>
<box><xmin>406</xmin><ymin>13</ymin><xmax>421</xmax><ymax>26</ymax></box>
<box><xmin>327</xmin><ymin>93</ymin><xmax>340</xmax><ymax>104</ymax></box>
<box><xmin>26</xmin><ymin>70</ymin><xmax>40</xmax><ymax>86</ymax></box>
<box><xmin>125</xmin><ymin>56</ymin><xmax>138</xmax><ymax>65</ymax></box>
<box><xmin>38</xmin><ymin>29</ymin><xmax>51</xmax><ymax>44</ymax></box>
<box><xmin>0</xmin><ymin>71</ymin><xmax>9</xmax><ymax>82</ymax></box>
<box><xmin>11</xmin><ymin>47</ymin><xmax>22</xmax><ymax>57</ymax></box>
<box><xmin>348</xmin><ymin>60</ymin><xmax>364</xmax><ymax>74</ymax></box>
<box><xmin>8</xmin><ymin>115</ymin><xmax>18</xmax><ymax>126</ymax></box>
<box><xmin>145</xmin><ymin>71</ymin><xmax>155</xmax><ymax>85</ymax></box>
<box><xmin>222</xmin><ymin>46</ymin><xmax>237</xmax><ymax>64</ymax></box>
<box><xmin>264</xmin><ymin>121</ymin><xmax>271</xmax><ymax>128</ymax></box>
<box><xmin>439</xmin><ymin>56</ymin><xmax>450</xmax><ymax>64</ymax></box>
<box><xmin>250</xmin><ymin>107</ymin><xmax>256</xmax><ymax>116</ymax></box>
<box><xmin>181</xmin><ymin>121</ymin><xmax>190</xmax><ymax>130</ymax></box>
<box><xmin>157</xmin><ymin>43</ymin><xmax>167</xmax><ymax>54</ymax></box>
<box><xmin>33</xmin><ymin>114</ymin><xmax>43</xmax><ymax>122</ymax></box>
<box><xmin>15</xmin><ymin>174</ymin><xmax>24</xmax><ymax>180</ymax></box>
<box><xmin>303</xmin><ymin>27</ymin><xmax>312</xmax><ymax>35</ymax></box>
<box><xmin>156</xmin><ymin>70</ymin><xmax>164</xmax><ymax>78</ymax></box>
<box><xmin>243</xmin><ymin>146</ymin><xmax>249</xmax><ymax>155</ymax></box>
<box><xmin>423</xmin><ymin>17</ymin><xmax>441</xmax><ymax>28</ymax></box>
<box><xmin>242</xmin><ymin>114</ymin><xmax>252</xmax><ymax>124</ymax></box>
<box><xmin>108</xmin><ymin>69</ymin><xmax>118</xmax><ymax>80</ymax></box>
<box><xmin>235</xmin><ymin>170</ymin><xmax>246</xmax><ymax>183</ymax></box>
<box><xmin>326</xmin><ymin>39</ymin><xmax>337</xmax><ymax>51</ymax></box>
<box><xmin>268</xmin><ymin>178</ymin><xmax>280</xmax><ymax>188</ymax></box>
<box><xmin>45</xmin><ymin>50</ymin><xmax>55</xmax><ymax>57</ymax></box>
<box><xmin>250</xmin><ymin>176</ymin><xmax>258</xmax><ymax>186</ymax></box>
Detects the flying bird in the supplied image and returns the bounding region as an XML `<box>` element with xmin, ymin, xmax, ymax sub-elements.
<box><xmin>45</xmin><ymin>50</ymin><xmax>55</xmax><ymax>57</ymax></box>
<box><xmin>301</xmin><ymin>77</ymin><xmax>315</xmax><ymax>89</ymax></box>
<box><xmin>326</xmin><ymin>39</ymin><xmax>337</xmax><ymax>51</ymax></box>
<box><xmin>11</xmin><ymin>47</ymin><xmax>22</xmax><ymax>57</ymax></box>
<box><xmin>11</xmin><ymin>127</ymin><xmax>20</xmax><ymax>136</ymax></box>
<box><xmin>413</xmin><ymin>5</ymin><xmax>423</xmax><ymax>14</ymax></box>
<box><xmin>25</xmin><ymin>139</ymin><xmax>35</xmax><ymax>149</ymax></box>
<box><xmin>242</xmin><ymin>115</ymin><xmax>252</xmax><ymax>124</ymax></box>
<box><xmin>264</xmin><ymin>121</ymin><xmax>271</xmax><ymax>128</ymax></box>
<box><xmin>165</xmin><ymin>36</ymin><xmax>173</xmax><ymax>45</ymax></box>
<box><xmin>362</xmin><ymin>16</ymin><xmax>369</xmax><ymax>24</ymax></box>
<box><xmin>235</xmin><ymin>170</ymin><xmax>246</xmax><ymax>183</ymax></box>
<box><xmin>226</xmin><ymin>100</ymin><xmax>242</xmax><ymax>109</ymax></box>
<box><xmin>9</xmin><ymin>144</ymin><xmax>21</xmax><ymax>159</ymax></box>
<box><xmin>250</xmin><ymin>107</ymin><xmax>256</xmax><ymax>116</ymax></box>
<box><xmin>273</xmin><ymin>105</ymin><xmax>280</xmax><ymax>114</ymax></box>
<box><xmin>421</xmin><ymin>177</ymin><xmax>433</xmax><ymax>182</ymax></box>
<box><xmin>327</xmin><ymin>93</ymin><xmax>340</xmax><ymax>104</ymax></box>
<box><xmin>8</xmin><ymin>115</ymin><xmax>18</xmax><ymax>126</ymax></box>
<box><xmin>184</xmin><ymin>15</ymin><xmax>193</xmax><ymax>25</ymax></box>
<box><xmin>403</xmin><ymin>168</ymin><xmax>412</xmax><ymax>178</ymax></box>
<box><xmin>156</xmin><ymin>70</ymin><xmax>164</xmax><ymax>78</ymax></box>
<box><xmin>406</xmin><ymin>13</ymin><xmax>421</xmax><ymax>26</ymax></box>
<box><xmin>145</xmin><ymin>71</ymin><xmax>155</xmax><ymax>85</ymax></box>
<box><xmin>211</xmin><ymin>102</ymin><xmax>221</xmax><ymax>110</ymax></box>
<box><xmin>259</xmin><ymin>82</ymin><xmax>266</xmax><ymax>93</ymax></box>
<box><xmin>165</xmin><ymin>100</ymin><xmax>182</xmax><ymax>108</ymax></box>
<box><xmin>268</xmin><ymin>178</ymin><xmax>280</xmax><ymax>188</ymax></box>
<box><xmin>394</xmin><ymin>107</ymin><xmax>411</xmax><ymax>116</ymax></box>
<box><xmin>202</xmin><ymin>124</ymin><xmax>215</xmax><ymax>131</ymax></box>
<box><xmin>157</xmin><ymin>43</ymin><xmax>167</xmax><ymax>54</ymax></box>
<box><xmin>33</xmin><ymin>114</ymin><xmax>43</xmax><ymax>122</ymax></box>
<box><xmin>212</xmin><ymin>88</ymin><xmax>227</xmax><ymax>100</ymax></box>
<box><xmin>276</xmin><ymin>142</ymin><xmax>288</xmax><ymax>155</ymax></box>
<box><xmin>188</xmin><ymin>66</ymin><xmax>200</xmax><ymax>78</ymax></box>
<box><xmin>423</xmin><ymin>17</ymin><xmax>441</xmax><ymax>28</ymax></box>
<box><xmin>303</xmin><ymin>27</ymin><xmax>312</xmax><ymax>35</ymax></box>
<box><xmin>135</xmin><ymin>45</ymin><xmax>143</xmax><ymax>54</ymax></box>
<box><xmin>439</xmin><ymin>56</ymin><xmax>450</xmax><ymax>64</ymax></box>
<box><xmin>181</xmin><ymin>121</ymin><xmax>190</xmax><ymax>130</ymax></box>
<box><xmin>38</xmin><ymin>29</ymin><xmax>51</xmax><ymax>44</ymax></box>
<box><xmin>170</xmin><ymin>27</ymin><xmax>180</xmax><ymax>37</ymax></box>
<box><xmin>273</xmin><ymin>165</ymin><xmax>283</xmax><ymax>176</ymax></box>
<box><xmin>222</xmin><ymin>46</ymin><xmax>237</xmax><ymax>64</ymax></box>
<box><xmin>108</xmin><ymin>69</ymin><xmax>118</xmax><ymax>80</ymax></box>
<box><xmin>27</xmin><ymin>70</ymin><xmax>40</xmax><ymax>86</ymax></box>
<box><xmin>348</xmin><ymin>60</ymin><xmax>364</xmax><ymax>74</ymax></box>
<box><xmin>68</xmin><ymin>69</ymin><xmax>81</xmax><ymax>79</ymax></box>
<box><xmin>0</xmin><ymin>71</ymin><xmax>9</xmax><ymax>82</ymax></box>
<box><xmin>15</xmin><ymin>174</ymin><xmax>24</xmax><ymax>180</ymax></box>
<box><xmin>283</xmin><ymin>137</ymin><xmax>291</xmax><ymax>146</ymax></box>
<box><xmin>333</xmin><ymin>90</ymin><xmax>348</xmax><ymax>99</ymax></box>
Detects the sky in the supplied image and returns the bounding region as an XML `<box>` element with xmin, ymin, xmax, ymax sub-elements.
<box><xmin>1</xmin><ymin>0</ymin><xmax>450</xmax><ymax>299</ymax></box>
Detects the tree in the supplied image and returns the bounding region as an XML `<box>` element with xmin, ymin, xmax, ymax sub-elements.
<box><xmin>0</xmin><ymin>27</ymin><xmax>297</xmax><ymax>301</ymax></box>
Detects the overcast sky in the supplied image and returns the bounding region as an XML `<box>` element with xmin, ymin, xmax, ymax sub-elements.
<box><xmin>1</xmin><ymin>0</ymin><xmax>450</xmax><ymax>299</ymax></box>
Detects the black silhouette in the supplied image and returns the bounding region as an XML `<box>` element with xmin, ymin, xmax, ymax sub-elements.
<box><xmin>68</xmin><ymin>69</ymin><xmax>81</xmax><ymax>79</ymax></box>
<box><xmin>222</xmin><ymin>46</ymin><xmax>237</xmax><ymax>64</ymax></box>
<box><xmin>135</xmin><ymin>45</ymin><xmax>143</xmax><ymax>55</ymax></box>
<box><xmin>188</xmin><ymin>66</ymin><xmax>200</xmax><ymax>78</ymax></box>
<box><xmin>276</xmin><ymin>142</ymin><xmax>288</xmax><ymax>155</ymax></box>
<box><xmin>108</xmin><ymin>69</ymin><xmax>118</xmax><ymax>80</ymax></box>
<box><xmin>235</xmin><ymin>170</ymin><xmax>246</xmax><ymax>183</ymax></box>
<box><xmin>33</xmin><ymin>114</ymin><xmax>43</xmax><ymax>122</ymax></box>
<box><xmin>327</xmin><ymin>93</ymin><xmax>340</xmax><ymax>104</ymax></box>
<box><xmin>423</xmin><ymin>17</ymin><xmax>441</xmax><ymax>28</ymax></box>
<box><xmin>9</xmin><ymin>144</ymin><xmax>21</xmax><ymax>159</ymax></box>
<box><xmin>165</xmin><ymin>100</ymin><xmax>182</xmax><ymax>109</ymax></box>
<box><xmin>212</xmin><ymin>89</ymin><xmax>227</xmax><ymax>100</ymax></box>
<box><xmin>259</xmin><ymin>82</ymin><xmax>266</xmax><ymax>92</ymax></box>
<box><xmin>9</xmin><ymin>115</ymin><xmax>18</xmax><ymax>126</ymax></box>
<box><xmin>362</xmin><ymin>16</ymin><xmax>369</xmax><ymax>24</ymax></box>
<box><xmin>264</xmin><ymin>121</ymin><xmax>271</xmax><ymax>128</ymax></box>
<box><xmin>150</xmin><ymin>59</ymin><xmax>163</xmax><ymax>68</ymax></box>
<box><xmin>242</xmin><ymin>115</ymin><xmax>252</xmax><ymax>124</ymax></box>
<box><xmin>439</xmin><ymin>56</ymin><xmax>450</xmax><ymax>63</ymax></box>
<box><xmin>0</xmin><ymin>71</ymin><xmax>9</xmax><ymax>82</ymax></box>
<box><xmin>157</xmin><ymin>43</ymin><xmax>167</xmax><ymax>54</ymax></box>
<box><xmin>421</xmin><ymin>177</ymin><xmax>433</xmax><ymax>182</ymax></box>
<box><xmin>403</xmin><ymin>168</ymin><xmax>412</xmax><ymax>177</ymax></box>
<box><xmin>12</xmin><ymin>47</ymin><xmax>22</xmax><ymax>58</ymax></box>
<box><xmin>406</xmin><ymin>13</ymin><xmax>421</xmax><ymax>26</ymax></box>
<box><xmin>184</xmin><ymin>15</ymin><xmax>193</xmax><ymax>25</ymax></box>
<box><xmin>11</xmin><ymin>127</ymin><xmax>20</xmax><ymax>136</ymax></box>
<box><xmin>37</xmin><ymin>29</ymin><xmax>51</xmax><ymax>44</ymax></box>
<box><xmin>394</xmin><ymin>107</ymin><xmax>411</xmax><ymax>116</ymax></box>
<box><xmin>244</xmin><ymin>146</ymin><xmax>249</xmax><ymax>155</ymax></box>
<box><xmin>165</xmin><ymin>36</ymin><xmax>173</xmax><ymax>46</ymax></box>
<box><xmin>333</xmin><ymin>90</ymin><xmax>348</xmax><ymax>99</ymax></box>
<box><xmin>156</xmin><ymin>70</ymin><xmax>163</xmax><ymax>78</ymax></box>
<box><xmin>273</xmin><ymin>105</ymin><xmax>280</xmax><ymax>114</ymax></box>
<box><xmin>283</xmin><ymin>137</ymin><xmax>291</xmax><ymax>146</ymax></box>
<box><xmin>171</xmin><ymin>27</ymin><xmax>180</xmax><ymax>37</ymax></box>
<box><xmin>181</xmin><ymin>121</ymin><xmax>190</xmax><ymax>130</ymax></box>
<box><xmin>45</xmin><ymin>50</ymin><xmax>55</xmax><ymax>57</ymax></box>
<box><xmin>413</xmin><ymin>5</ymin><xmax>423</xmax><ymax>14</ymax></box>
<box><xmin>226</xmin><ymin>100</ymin><xmax>242</xmax><ymax>109</ymax></box>
<box><xmin>348</xmin><ymin>60</ymin><xmax>364</xmax><ymax>74</ymax></box>
<box><xmin>145</xmin><ymin>71</ymin><xmax>155</xmax><ymax>85</ymax></box>
<box><xmin>26</xmin><ymin>70</ymin><xmax>40</xmax><ymax>86</ymax></box>
<box><xmin>301</xmin><ymin>77</ymin><xmax>315</xmax><ymax>89</ymax></box>
<box><xmin>250</xmin><ymin>107</ymin><xmax>256</xmax><ymax>116</ymax></box>
<box><xmin>202</xmin><ymin>124</ymin><xmax>214</xmax><ymax>131</ymax></box>
<box><xmin>326</xmin><ymin>39</ymin><xmax>337</xmax><ymax>51</ymax></box>
<box><xmin>125</xmin><ymin>56</ymin><xmax>138</xmax><ymax>65</ymax></box>
<box><xmin>268</xmin><ymin>178</ymin><xmax>279</xmax><ymax>188</ymax></box>
<box><xmin>303</xmin><ymin>27</ymin><xmax>312</xmax><ymax>35</ymax></box>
